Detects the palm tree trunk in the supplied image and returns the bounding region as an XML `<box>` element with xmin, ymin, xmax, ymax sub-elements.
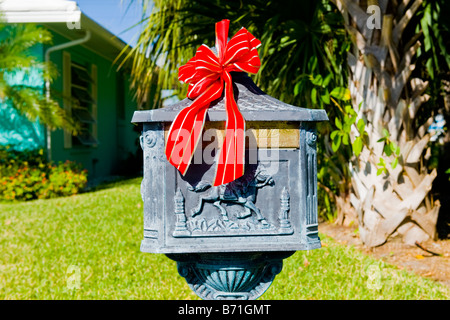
<box><xmin>332</xmin><ymin>0</ymin><xmax>440</xmax><ymax>246</ymax></box>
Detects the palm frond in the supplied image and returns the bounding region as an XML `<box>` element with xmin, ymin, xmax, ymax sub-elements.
<box><xmin>0</xmin><ymin>22</ymin><xmax>75</xmax><ymax>132</ymax></box>
<box><xmin>121</xmin><ymin>0</ymin><xmax>349</xmax><ymax>110</ymax></box>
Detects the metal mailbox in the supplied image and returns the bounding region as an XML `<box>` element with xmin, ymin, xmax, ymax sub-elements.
<box><xmin>132</xmin><ymin>72</ymin><xmax>328</xmax><ymax>300</ymax></box>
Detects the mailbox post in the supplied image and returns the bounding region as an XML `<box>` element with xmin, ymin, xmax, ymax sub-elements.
<box><xmin>132</xmin><ymin>72</ymin><xmax>328</xmax><ymax>300</ymax></box>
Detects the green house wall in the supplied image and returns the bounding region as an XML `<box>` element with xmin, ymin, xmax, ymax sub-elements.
<box><xmin>47</xmin><ymin>31</ymin><xmax>139</xmax><ymax>179</ymax></box>
<box><xmin>0</xmin><ymin>26</ymin><xmax>140</xmax><ymax>180</ymax></box>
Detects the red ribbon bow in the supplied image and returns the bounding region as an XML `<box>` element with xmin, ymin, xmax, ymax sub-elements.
<box><xmin>165</xmin><ymin>19</ymin><xmax>261</xmax><ymax>186</ymax></box>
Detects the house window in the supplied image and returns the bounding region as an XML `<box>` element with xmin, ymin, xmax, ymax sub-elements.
<box><xmin>63</xmin><ymin>51</ymin><xmax>98</xmax><ymax>149</ymax></box>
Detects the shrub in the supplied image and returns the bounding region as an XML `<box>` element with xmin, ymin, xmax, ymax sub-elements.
<box><xmin>0</xmin><ymin>146</ymin><xmax>88</xmax><ymax>201</ymax></box>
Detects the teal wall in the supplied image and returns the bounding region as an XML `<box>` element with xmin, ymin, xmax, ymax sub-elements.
<box><xmin>0</xmin><ymin>44</ymin><xmax>46</xmax><ymax>151</ymax></box>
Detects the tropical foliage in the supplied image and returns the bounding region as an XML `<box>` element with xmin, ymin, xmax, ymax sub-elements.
<box><xmin>121</xmin><ymin>0</ymin><xmax>348</xmax><ymax>105</ymax></box>
<box><xmin>0</xmin><ymin>22</ymin><xmax>78</xmax><ymax>133</ymax></box>
<box><xmin>0</xmin><ymin>146</ymin><xmax>87</xmax><ymax>201</ymax></box>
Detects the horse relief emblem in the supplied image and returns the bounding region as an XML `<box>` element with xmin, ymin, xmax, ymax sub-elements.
<box><xmin>171</xmin><ymin>165</ymin><xmax>292</xmax><ymax>237</ymax></box>
<box><xmin>190</xmin><ymin>167</ymin><xmax>274</xmax><ymax>226</ymax></box>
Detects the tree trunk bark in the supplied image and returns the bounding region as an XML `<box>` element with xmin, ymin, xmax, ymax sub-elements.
<box><xmin>332</xmin><ymin>0</ymin><xmax>440</xmax><ymax>247</ymax></box>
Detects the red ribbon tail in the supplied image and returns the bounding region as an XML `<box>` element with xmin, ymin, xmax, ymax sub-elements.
<box><xmin>213</xmin><ymin>72</ymin><xmax>245</xmax><ymax>186</ymax></box>
<box><xmin>166</xmin><ymin>81</ymin><xmax>224</xmax><ymax>175</ymax></box>
<box><xmin>165</xmin><ymin>103</ymin><xmax>208</xmax><ymax>176</ymax></box>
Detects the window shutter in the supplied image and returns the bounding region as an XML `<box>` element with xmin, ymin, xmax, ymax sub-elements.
<box><xmin>91</xmin><ymin>64</ymin><xmax>98</xmax><ymax>146</ymax></box>
<box><xmin>63</xmin><ymin>51</ymin><xmax>72</xmax><ymax>149</ymax></box>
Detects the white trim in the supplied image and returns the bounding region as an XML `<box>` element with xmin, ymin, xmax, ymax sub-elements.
<box><xmin>0</xmin><ymin>11</ymin><xmax>81</xmax><ymax>23</ymax></box>
<box><xmin>0</xmin><ymin>0</ymin><xmax>78</xmax><ymax>11</ymax></box>
<box><xmin>0</xmin><ymin>0</ymin><xmax>81</xmax><ymax>23</ymax></box>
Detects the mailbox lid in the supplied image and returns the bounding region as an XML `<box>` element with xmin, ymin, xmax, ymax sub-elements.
<box><xmin>131</xmin><ymin>73</ymin><xmax>328</xmax><ymax>123</ymax></box>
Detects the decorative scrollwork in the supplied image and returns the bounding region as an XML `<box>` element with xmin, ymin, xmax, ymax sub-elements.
<box><xmin>140</xmin><ymin>131</ymin><xmax>157</xmax><ymax>150</ymax></box>
<box><xmin>306</xmin><ymin>130</ymin><xmax>317</xmax><ymax>147</ymax></box>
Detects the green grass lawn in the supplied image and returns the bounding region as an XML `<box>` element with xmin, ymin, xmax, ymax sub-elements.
<box><xmin>1</xmin><ymin>177</ymin><xmax>449</xmax><ymax>300</ymax></box>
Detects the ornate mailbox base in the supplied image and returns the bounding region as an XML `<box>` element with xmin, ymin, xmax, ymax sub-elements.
<box><xmin>166</xmin><ymin>251</ymin><xmax>294</xmax><ymax>300</ymax></box>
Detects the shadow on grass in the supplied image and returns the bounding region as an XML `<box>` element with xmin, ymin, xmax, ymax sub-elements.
<box><xmin>84</xmin><ymin>175</ymin><xmax>142</xmax><ymax>193</ymax></box>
